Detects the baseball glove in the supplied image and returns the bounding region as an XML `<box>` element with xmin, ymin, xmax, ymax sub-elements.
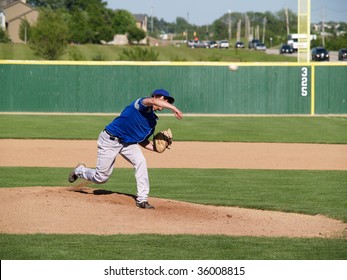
<box><xmin>153</xmin><ymin>128</ymin><xmax>173</xmax><ymax>153</ymax></box>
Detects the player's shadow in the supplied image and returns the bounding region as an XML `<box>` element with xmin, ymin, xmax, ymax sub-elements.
<box><xmin>71</xmin><ymin>188</ymin><xmax>137</xmax><ymax>201</ymax></box>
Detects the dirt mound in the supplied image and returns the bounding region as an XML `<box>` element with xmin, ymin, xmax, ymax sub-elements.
<box><xmin>1</xmin><ymin>139</ymin><xmax>346</xmax><ymax>238</ymax></box>
<box><xmin>0</xmin><ymin>186</ymin><xmax>345</xmax><ymax>238</ymax></box>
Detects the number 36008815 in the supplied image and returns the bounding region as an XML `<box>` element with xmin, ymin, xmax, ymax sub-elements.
<box><xmin>197</xmin><ymin>266</ymin><xmax>246</xmax><ymax>276</ymax></box>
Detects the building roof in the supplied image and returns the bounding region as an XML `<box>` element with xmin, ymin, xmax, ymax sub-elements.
<box><xmin>1</xmin><ymin>1</ymin><xmax>33</xmax><ymax>11</ymax></box>
<box><xmin>134</xmin><ymin>14</ymin><xmax>146</xmax><ymax>22</ymax></box>
<box><xmin>7</xmin><ymin>8</ymin><xmax>37</xmax><ymax>23</ymax></box>
<box><xmin>1</xmin><ymin>0</ymin><xmax>37</xmax><ymax>22</ymax></box>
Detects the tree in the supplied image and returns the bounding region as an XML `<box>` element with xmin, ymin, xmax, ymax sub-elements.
<box><xmin>30</xmin><ymin>9</ymin><xmax>68</xmax><ymax>60</ymax></box>
<box><xmin>127</xmin><ymin>26</ymin><xmax>146</xmax><ymax>44</ymax></box>
<box><xmin>28</xmin><ymin>0</ymin><xmax>114</xmax><ymax>43</ymax></box>
<box><xmin>67</xmin><ymin>9</ymin><xmax>93</xmax><ymax>43</ymax></box>
<box><xmin>113</xmin><ymin>9</ymin><xmax>136</xmax><ymax>34</ymax></box>
<box><xmin>212</xmin><ymin>19</ymin><xmax>228</xmax><ymax>40</ymax></box>
<box><xmin>0</xmin><ymin>27</ymin><xmax>10</xmax><ymax>43</ymax></box>
<box><xmin>175</xmin><ymin>17</ymin><xmax>189</xmax><ymax>34</ymax></box>
<box><xmin>27</xmin><ymin>0</ymin><xmax>65</xmax><ymax>9</ymax></box>
<box><xmin>84</xmin><ymin>1</ymin><xmax>114</xmax><ymax>43</ymax></box>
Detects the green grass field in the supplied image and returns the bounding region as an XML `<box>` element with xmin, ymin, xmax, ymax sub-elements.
<box><xmin>1</xmin><ymin>234</ymin><xmax>346</xmax><ymax>260</ymax></box>
<box><xmin>0</xmin><ymin>43</ymin><xmax>297</xmax><ymax>62</ymax></box>
<box><xmin>0</xmin><ymin>115</ymin><xmax>346</xmax><ymax>260</ymax></box>
<box><xmin>1</xmin><ymin>115</ymin><xmax>346</xmax><ymax>143</ymax></box>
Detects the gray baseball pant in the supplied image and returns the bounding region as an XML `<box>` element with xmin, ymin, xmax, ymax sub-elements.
<box><xmin>75</xmin><ymin>130</ymin><xmax>150</xmax><ymax>203</ymax></box>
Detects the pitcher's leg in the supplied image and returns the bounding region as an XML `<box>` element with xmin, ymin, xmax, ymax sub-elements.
<box><xmin>121</xmin><ymin>144</ymin><xmax>149</xmax><ymax>202</ymax></box>
<box><xmin>76</xmin><ymin>131</ymin><xmax>123</xmax><ymax>184</ymax></box>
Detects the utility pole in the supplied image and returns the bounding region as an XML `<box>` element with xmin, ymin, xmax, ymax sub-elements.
<box><xmin>228</xmin><ymin>9</ymin><xmax>231</xmax><ymax>40</ymax></box>
<box><xmin>285</xmin><ymin>7</ymin><xmax>290</xmax><ymax>35</ymax></box>
<box><xmin>150</xmin><ymin>6</ymin><xmax>154</xmax><ymax>33</ymax></box>
<box><xmin>186</xmin><ymin>12</ymin><xmax>189</xmax><ymax>42</ymax></box>
<box><xmin>245</xmin><ymin>14</ymin><xmax>248</xmax><ymax>40</ymax></box>
<box><xmin>321</xmin><ymin>7</ymin><xmax>325</xmax><ymax>47</ymax></box>
<box><xmin>23</xmin><ymin>24</ymin><xmax>27</xmax><ymax>44</ymax></box>
<box><xmin>237</xmin><ymin>19</ymin><xmax>241</xmax><ymax>42</ymax></box>
<box><xmin>262</xmin><ymin>17</ymin><xmax>267</xmax><ymax>44</ymax></box>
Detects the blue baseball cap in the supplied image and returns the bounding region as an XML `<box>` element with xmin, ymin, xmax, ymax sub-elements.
<box><xmin>151</xmin><ymin>89</ymin><xmax>175</xmax><ymax>104</ymax></box>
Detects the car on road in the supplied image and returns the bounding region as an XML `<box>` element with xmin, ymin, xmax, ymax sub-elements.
<box><xmin>311</xmin><ymin>47</ymin><xmax>329</xmax><ymax>61</ymax></box>
<box><xmin>206</xmin><ymin>41</ymin><xmax>218</xmax><ymax>48</ymax></box>
<box><xmin>338</xmin><ymin>48</ymin><xmax>347</xmax><ymax>61</ymax></box>
<box><xmin>235</xmin><ymin>41</ymin><xmax>245</xmax><ymax>48</ymax></box>
<box><xmin>279</xmin><ymin>44</ymin><xmax>294</xmax><ymax>54</ymax></box>
<box><xmin>187</xmin><ymin>40</ymin><xmax>208</xmax><ymax>48</ymax></box>
<box><xmin>248</xmin><ymin>39</ymin><xmax>261</xmax><ymax>49</ymax></box>
<box><xmin>218</xmin><ymin>40</ymin><xmax>230</xmax><ymax>49</ymax></box>
<box><xmin>254</xmin><ymin>43</ymin><xmax>266</xmax><ymax>51</ymax></box>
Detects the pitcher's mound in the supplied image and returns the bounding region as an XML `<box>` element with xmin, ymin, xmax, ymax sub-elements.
<box><xmin>0</xmin><ymin>186</ymin><xmax>345</xmax><ymax>238</ymax></box>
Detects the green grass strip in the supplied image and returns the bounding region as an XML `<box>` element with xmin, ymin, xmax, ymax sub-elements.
<box><xmin>1</xmin><ymin>167</ymin><xmax>346</xmax><ymax>222</ymax></box>
<box><xmin>0</xmin><ymin>44</ymin><xmax>297</xmax><ymax>62</ymax></box>
<box><xmin>0</xmin><ymin>234</ymin><xmax>346</xmax><ymax>260</ymax></box>
<box><xmin>1</xmin><ymin>115</ymin><xmax>347</xmax><ymax>143</ymax></box>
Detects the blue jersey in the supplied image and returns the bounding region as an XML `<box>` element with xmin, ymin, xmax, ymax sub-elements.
<box><xmin>105</xmin><ymin>98</ymin><xmax>158</xmax><ymax>144</ymax></box>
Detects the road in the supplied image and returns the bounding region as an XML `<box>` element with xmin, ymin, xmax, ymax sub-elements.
<box><xmin>266</xmin><ymin>49</ymin><xmax>346</xmax><ymax>62</ymax></box>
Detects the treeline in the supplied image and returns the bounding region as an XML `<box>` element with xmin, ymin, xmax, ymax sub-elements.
<box><xmin>152</xmin><ymin>9</ymin><xmax>299</xmax><ymax>47</ymax></box>
<box><xmin>24</xmin><ymin>1</ymin><xmax>347</xmax><ymax>46</ymax></box>
<box><xmin>25</xmin><ymin>0</ymin><xmax>145</xmax><ymax>44</ymax></box>
<box><xmin>1</xmin><ymin>0</ymin><xmax>346</xmax><ymax>59</ymax></box>
<box><xmin>5</xmin><ymin>0</ymin><xmax>147</xmax><ymax>59</ymax></box>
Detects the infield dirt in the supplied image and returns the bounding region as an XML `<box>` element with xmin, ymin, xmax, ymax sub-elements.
<box><xmin>0</xmin><ymin>139</ymin><xmax>346</xmax><ymax>238</ymax></box>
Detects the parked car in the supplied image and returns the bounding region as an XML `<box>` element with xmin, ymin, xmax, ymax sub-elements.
<box><xmin>187</xmin><ymin>40</ymin><xmax>208</xmax><ymax>48</ymax></box>
<box><xmin>279</xmin><ymin>44</ymin><xmax>294</xmax><ymax>54</ymax></box>
<box><xmin>206</xmin><ymin>41</ymin><xmax>218</xmax><ymax>48</ymax></box>
<box><xmin>338</xmin><ymin>48</ymin><xmax>347</xmax><ymax>61</ymax></box>
<box><xmin>254</xmin><ymin>43</ymin><xmax>266</xmax><ymax>51</ymax></box>
<box><xmin>218</xmin><ymin>40</ymin><xmax>230</xmax><ymax>48</ymax></box>
<box><xmin>311</xmin><ymin>47</ymin><xmax>329</xmax><ymax>61</ymax></box>
<box><xmin>235</xmin><ymin>41</ymin><xmax>245</xmax><ymax>48</ymax></box>
<box><xmin>248</xmin><ymin>39</ymin><xmax>260</xmax><ymax>49</ymax></box>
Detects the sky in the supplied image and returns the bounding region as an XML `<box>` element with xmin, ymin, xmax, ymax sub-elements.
<box><xmin>106</xmin><ymin>0</ymin><xmax>347</xmax><ymax>26</ymax></box>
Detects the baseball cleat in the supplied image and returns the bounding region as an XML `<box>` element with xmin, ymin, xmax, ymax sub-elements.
<box><xmin>68</xmin><ymin>162</ymin><xmax>86</xmax><ymax>183</ymax></box>
<box><xmin>136</xmin><ymin>201</ymin><xmax>155</xmax><ymax>209</ymax></box>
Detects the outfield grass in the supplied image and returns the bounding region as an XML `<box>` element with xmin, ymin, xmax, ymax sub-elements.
<box><xmin>1</xmin><ymin>115</ymin><xmax>347</xmax><ymax>143</ymax></box>
<box><xmin>0</xmin><ymin>234</ymin><xmax>346</xmax><ymax>260</ymax></box>
<box><xmin>1</xmin><ymin>115</ymin><xmax>346</xmax><ymax>260</ymax></box>
<box><xmin>0</xmin><ymin>43</ymin><xmax>297</xmax><ymax>62</ymax></box>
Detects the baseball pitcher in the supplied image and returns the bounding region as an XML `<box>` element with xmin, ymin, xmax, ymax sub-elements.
<box><xmin>68</xmin><ymin>89</ymin><xmax>183</xmax><ymax>209</ymax></box>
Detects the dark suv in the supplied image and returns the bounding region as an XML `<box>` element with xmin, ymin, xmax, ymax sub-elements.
<box><xmin>311</xmin><ymin>47</ymin><xmax>329</xmax><ymax>61</ymax></box>
<box><xmin>338</xmin><ymin>48</ymin><xmax>347</xmax><ymax>61</ymax></box>
<box><xmin>248</xmin><ymin>39</ymin><xmax>260</xmax><ymax>49</ymax></box>
<box><xmin>279</xmin><ymin>44</ymin><xmax>293</xmax><ymax>54</ymax></box>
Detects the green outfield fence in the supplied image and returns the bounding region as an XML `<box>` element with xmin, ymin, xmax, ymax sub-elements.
<box><xmin>0</xmin><ymin>61</ymin><xmax>346</xmax><ymax>114</ymax></box>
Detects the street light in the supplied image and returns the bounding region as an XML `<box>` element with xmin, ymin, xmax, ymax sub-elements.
<box><xmin>150</xmin><ymin>6</ymin><xmax>154</xmax><ymax>33</ymax></box>
<box><xmin>228</xmin><ymin>9</ymin><xmax>231</xmax><ymax>40</ymax></box>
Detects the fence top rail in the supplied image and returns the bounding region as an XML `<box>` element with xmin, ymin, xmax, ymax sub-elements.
<box><xmin>0</xmin><ymin>60</ymin><xmax>346</xmax><ymax>67</ymax></box>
